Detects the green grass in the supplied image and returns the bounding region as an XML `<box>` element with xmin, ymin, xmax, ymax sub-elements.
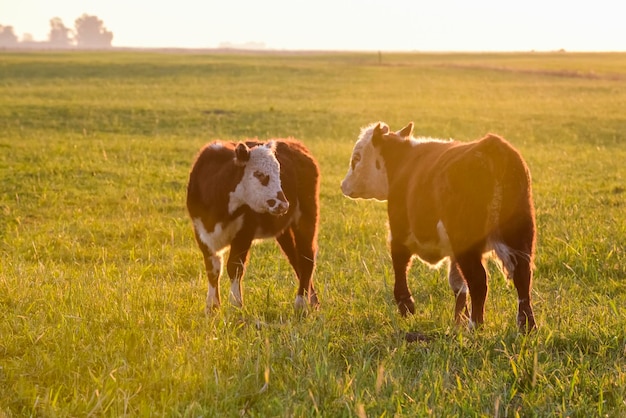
<box><xmin>1</xmin><ymin>50</ymin><xmax>625</xmax><ymax>417</ymax></box>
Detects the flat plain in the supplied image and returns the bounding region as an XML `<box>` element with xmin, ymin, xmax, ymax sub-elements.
<box><xmin>0</xmin><ymin>51</ymin><xmax>625</xmax><ymax>416</ymax></box>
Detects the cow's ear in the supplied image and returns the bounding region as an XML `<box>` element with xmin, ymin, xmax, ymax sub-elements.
<box><xmin>397</xmin><ymin>122</ymin><xmax>414</xmax><ymax>138</ymax></box>
<box><xmin>372</xmin><ymin>123</ymin><xmax>389</xmax><ymax>147</ymax></box>
<box><xmin>265</xmin><ymin>140</ymin><xmax>277</xmax><ymax>153</ymax></box>
<box><xmin>234</xmin><ymin>143</ymin><xmax>250</xmax><ymax>166</ymax></box>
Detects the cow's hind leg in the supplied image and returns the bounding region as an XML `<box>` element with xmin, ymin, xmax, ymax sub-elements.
<box><xmin>277</xmin><ymin>225</ymin><xmax>319</xmax><ymax>312</ymax></box>
<box><xmin>497</xmin><ymin>209</ymin><xmax>537</xmax><ymax>332</ymax></box>
<box><xmin>512</xmin><ymin>256</ymin><xmax>536</xmax><ymax>332</ymax></box>
<box><xmin>226</xmin><ymin>234</ymin><xmax>253</xmax><ymax>308</ymax></box>
<box><xmin>454</xmin><ymin>250</ymin><xmax>488</xmax><ymax>328</ymax></box>
<box><xmin>448</xmin><ymin>259</ymin><xmax>469</xmax><ymax>324</ymax></box>
<box><xmin>496</xmin><ymin>240</ymin><xmax>536</xmax><ymax>332</ymax></box>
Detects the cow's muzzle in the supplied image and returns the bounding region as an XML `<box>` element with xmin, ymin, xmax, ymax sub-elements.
<box><xmin>340</xmin><ymin>180</ymin><xmax>352</xmax><ymax>198</ymax></box>
<box><xmin>267</xmin><ymin>191</ymin><xmax>289</xmax><ymax>215</ymax></box>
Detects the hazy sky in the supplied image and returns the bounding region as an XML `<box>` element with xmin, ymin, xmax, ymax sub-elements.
<box><xmin>2</xmin><ymin>0</ymin><xmax>625</xmax><ymax>51</ymax></box>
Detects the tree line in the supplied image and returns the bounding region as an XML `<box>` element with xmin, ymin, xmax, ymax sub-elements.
<box><xmin>0</xmin><ymin>14</ymin><xmax>113</xmax><ymax>48</ymax></box>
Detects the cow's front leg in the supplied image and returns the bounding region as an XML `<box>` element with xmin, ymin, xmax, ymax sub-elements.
<box><xmin>203</xmin><ymin>252</ymin><xmax>222</xmax><ymax>312</ymax></box>
<box><xmin>226</xmin><ymin>235</ymin><xmax>253</xmax><ymax>308</ymax></box>
<box><xmin>448</xmin><ymin>259</ymin><xmax>469</xmax><ymax>324</ymax></box>
<box><xmin>391</xmin><ymin>241</ymin><xmax>415</xmax><ymax>316</ymax></box>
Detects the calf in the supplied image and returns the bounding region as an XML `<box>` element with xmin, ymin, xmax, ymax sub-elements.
<box><xmin>341</xmin><ymin>122</ymin><xmax>537</xmax><ymax>332</ymax></box>
<box><xmin>187</xmin><ymin>139</ymin><xmax>320</xmax><ymax>312</ymax></box>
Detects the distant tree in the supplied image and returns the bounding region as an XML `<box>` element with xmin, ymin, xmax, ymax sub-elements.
<box><xmin>74</xmin><ymin>14</ymin><xmax>113</xmax><ymax>48</ymax></box>
<box><xmin>49</xmin><ymin>17</ymin><xmax>73</xmax><ymax>47</ymax></box>
<box><xmin>0</xmin><ymin>24</ymin><xmax>18</xmax><ymax>47</ymax></box>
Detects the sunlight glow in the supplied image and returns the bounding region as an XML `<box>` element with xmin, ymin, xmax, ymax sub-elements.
<box><xmin>1</xmin><ymin>0</ymin><xmax>624</xmax><ymax>51</ymax></box>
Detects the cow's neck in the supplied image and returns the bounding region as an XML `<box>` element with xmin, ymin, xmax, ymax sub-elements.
<box><xmin>380</xmin><ymin>140</ymin><xmax>414</xmax><ymax>181</ymax></box>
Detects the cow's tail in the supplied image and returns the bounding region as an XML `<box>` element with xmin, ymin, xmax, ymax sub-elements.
<box><xmin>479</xmin><ymin>134</ymin><xmax>536</xmax><ymax>276</ymax></box>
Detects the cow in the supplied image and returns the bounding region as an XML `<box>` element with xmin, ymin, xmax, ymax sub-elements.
<box><xmin>341</xmin><ymin>121</ymin><xmax>537</xmax><ymax>333</ymax></box>
<box><xmin>186</xmin><ymin>138</ymin><xmax>320</xmax><ymax>313</ymax></box>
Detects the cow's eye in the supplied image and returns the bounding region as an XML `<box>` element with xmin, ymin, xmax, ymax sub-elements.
<box><xmin>254</xmin><ymin>171</ymin><xmax>270</xmax><ymax>186</ymax></box>
<box><xmin>351</xmin><ymin>153</ymin><xmax>361</xmax><ymax>170</ymax></box>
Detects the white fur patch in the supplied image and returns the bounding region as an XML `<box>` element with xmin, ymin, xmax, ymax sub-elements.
<box><xmin>294</xmin><ymin>295</ymin><xmax>307</xmax><ymax>311</ymax></box>
<box><xmin>193</xmin><ymin>216</ymin><xmax>244</xmax><ymax>254</ymax></box>
<box><xmin>230</xmin><ymin>279</ymin><xmax>242</xmax><ymax>307</ymax></box>
<box><xmin>453</xmin><ymin>281</ymin><xmax>468</xmax><ymax>295</ymax></box>
<box><xmin>436</xmin><ymin>220</ymin><xmax>452</xmax><ymax>255</ymax></box>
<box><xmin>228</xmin><ymin>144</ymin><xmax>283</xmax><ymax>214</ymax></box>
<box><xmin>448</xmin><ymin>260</ymin><xmax>469</xmax><ymax>294</ymax></box>
<box><xmin>209</xmin><ymin>255</ymin><xmax>222</xmax><ymax>279</ymax></box>
<box><xmin>206</xmin><ymin>284</ymin><xmax>219</xmax><ymax>309</ymax></box>
<box><xmin>341</xmin><ymin>124</ymin><xmax>389</xmax><ymax>201</ymax></box>
<box><xmin>491</xmin><ymin>240</ymin><xmax>532</xmax><ymax>280</ymax></box>
<box><xmin>401</xmin><ymin>222</ymin><xmax>451</xmax><ymax>268</ymax></box>
<box><xmin>292</xmin><ymin>201</ymin><xmax>302</xmax><ymax>225</ymax></box>
<box><xmin>409</xmin><ymin>136</ymin><xmax>452</xmax><ymax>146</ymax></box>
<box><xmin>491</xmin><ymin>241</ymin><xmax>517</xmax><ymax>279</ymax></box>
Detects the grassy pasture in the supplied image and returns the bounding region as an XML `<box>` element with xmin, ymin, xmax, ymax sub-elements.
<box><xmin>0</xmin><ymin>51</ymin><xmax>625</xmax><ymax>416</ymax></box>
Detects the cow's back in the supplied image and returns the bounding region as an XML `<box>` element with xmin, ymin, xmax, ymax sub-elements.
<box><xmin>399</xmin><ymin>136</ymin><xmax>532</xmax><ymax>255</ymax></box>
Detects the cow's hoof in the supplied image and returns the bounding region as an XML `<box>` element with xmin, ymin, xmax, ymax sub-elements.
<box><xmin>397</xmin><ymin>296</ymin><xmax>416</xmax><ymax>317</ymax></box>
<box><xmin>229</xmin><ymin>295</ymin><xmax>243</xmax><ymax>309</ymax></box>
<box><xmin>468</xmin><ymin>319</ymin><xmax>480</xmax><ymax>331</ymax></box>
<box><xmin>517</xmin><ymin>313</ymin><xmax>537</xmax><ymax>334</ymax></box>
<box><xmin>309</xmin><ymin>293</ymin><xmax>320</xmax><ymax>310</ymax></box>
<box><xmin>205</xmin><ymin>303</ymin><xmax>220</xmax><ymax>315</ymax></box>
<box><xmin>294</xmin><ymin>295</ymin><xmax>308</xmax><ymax>312</ymax></box>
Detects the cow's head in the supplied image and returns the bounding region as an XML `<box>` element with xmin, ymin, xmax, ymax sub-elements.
<box><xmin>341</xmin><ymin>121</ymin><xmax>414</xmax><ymax>201</ymax></box>
<box><xmin>229</xmin><ymin>141</ymin><xmax>289</xmax><ymax>215</ymax></box>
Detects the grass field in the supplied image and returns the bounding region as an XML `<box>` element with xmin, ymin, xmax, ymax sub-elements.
<box><xmin>1</xmin><ymin>50</ymin><xmax>625</xmax><ymax>417</ymax></box>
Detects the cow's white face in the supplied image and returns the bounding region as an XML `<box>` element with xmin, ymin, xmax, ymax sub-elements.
<box><xmin>229</xmin><ymin>141</ymin><xmax>289</xmax><ymax>215</ymax></box>
<box><xmin>341</xmin><ymin>122</ymin><xmax>390</xmax><ymax>201</ymax></box>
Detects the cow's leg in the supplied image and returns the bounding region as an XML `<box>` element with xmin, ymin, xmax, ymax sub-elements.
<box><xmin>277</xmin><ymin>225</ymin><xmax>319</xmax><ymax>312</ymax></box>
<box><xmin>202</xmin><ymin>249</ymin><xmax>222</xmax><ymax>312</ymax></box>
<box><xmin>391</xmin><ymin>241</ymin><xmax>415</xmax><ymax>316</ymax></box>
<box><xmin>226</xmin><ymin>234</ymin><xmax>253</xmax><ymax>308</ymax></box>
<box><xmin>500</xmin><ymin>218</ymin><xmax>537</xmax><ymax>333</ymax></box>
<box><xmin>454</xmin><ymin>250</ymin><xmax>488</xmax><ymax>328</ymax></box>
<box><xmin>448</xmin><ymin>259</ymin><xmax>469</xmax><ymax>324</ymax></box>
<box><xmin>276</xmin><ymin>229</ymin><xmax>303</xmax><ymax>309</ymax></box>
<box><xmin>511</xmin><ymin>256</ymin><xmax>536</xmax><ymax>332</ymax></box>
<box><xmin>193</xmin><ymin>219</ymin><xmax>223</xmax><ymax>312</ymax></box>
<box><xmin>294</xmin><ymin>224</ymin><xmax>318</xmax><ymax>309</ymax></box>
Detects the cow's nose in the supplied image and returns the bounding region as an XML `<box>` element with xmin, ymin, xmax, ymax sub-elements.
<box><xmin>268</xmin><ymin>191</ymin><xmax>289</xmax><ymax>215</ymax></box>
<box><xmin>340</xmin><ymin>182</ymin><xmax>351</xmax><ymax>197</ymax></box>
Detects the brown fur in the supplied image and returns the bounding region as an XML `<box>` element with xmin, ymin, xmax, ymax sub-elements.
<box><xmin>374</xmin><ymin>125</ymin><xmax>536</xmax><ymax>332</ymax></box>
<box><xmin>187</xmin><ymin>139</ymin><xmax>320</xmax><ymax>310</ymax></box>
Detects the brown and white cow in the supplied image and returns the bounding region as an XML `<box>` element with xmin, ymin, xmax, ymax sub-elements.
<box><xmin>187</xmin><ymin>138</ymin><xmax>320</xmax><ymax>312</ymax></box>
<box><xmin>341</xmin><ymin>122</ymin><xmax>537</xmax><ymax>332</ymax></box>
